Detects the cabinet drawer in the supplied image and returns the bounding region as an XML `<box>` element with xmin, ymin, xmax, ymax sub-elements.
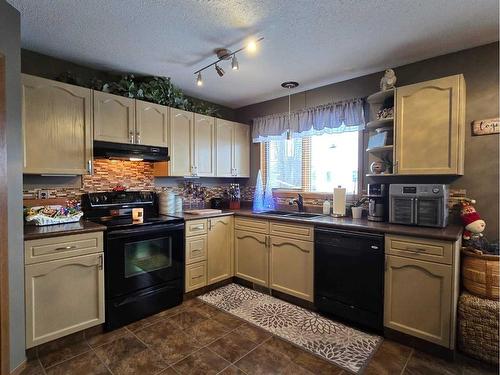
<box><xmin>385</xmin><ymin>235</ymin><xmax>453</xmax><ymax>265</ymax></box>
<box><xmin>186</xmin><ymin>235</ymin><xmax>207</xmax><ymax>264</ymax></box>
<box><xmin>25</xmin><ymin>232</ymin><xmax>103</xmax><ymax>265</ymax></box>
<box><xmin>270</xmin><ymin>221</ymin><xmax>313</xmax><ymax>241</ymax></box>
<box><xmin>234</xmin><ymin>217</ymin><xmax>269</xmax><ymax>234</ymax></box>
<box><xmin>185</xmin><ymin>261</ymin><xmax>207</xmax><ymax>292</ymax></box>
<box><xmin>186</xmin><ymin>219</ymin><xmax>208</xmax><ymax>237</ymax></box>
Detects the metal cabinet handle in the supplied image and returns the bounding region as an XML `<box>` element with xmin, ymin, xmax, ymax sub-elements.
<box><xmin>136</xmin><ymin>132</ymin><xmax>141</xmax><ymax>144</ymax></box>
<box><xmin>208</xmin><ymin>220</ymin><xmax>212</xmax><ymax>231</ymax></box>
<box><xmin>192</xmin><ymin>275</ymin><xmax>204</xmax><ymax>280</ymax></box>
<box><xmin>55</xmin><ymin>245</ymin><xmax>77</xmax><ymax>251</ymax></box>
<box><xmin>98</xmin><ymin>254</ymin><xmax>104</xmax><ymax>270</ymax></box>
<box><xmin>406</xmin><ymin>247</ymin><xmax>427</xmax><ymax>253</ymax></box>
<box><xmin>191</xmin><ymin>225</ymin><xmax>204</xmax><ymax>230</ymax></box>
<box><xmin>129</xmin><ymin>131</ymin><xmax>135</xmax><ymax>144</ymax></box>
<box><xmin>87</xmin><ymin>160</ymin><xmax>93</xmax><ymax>175</ymax></box>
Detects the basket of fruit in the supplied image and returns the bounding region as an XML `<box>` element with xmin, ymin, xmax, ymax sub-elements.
<box><xmin>24</xmin><ymin>200</ymin><xmax>83</xmax><ymax>226</ymax></box>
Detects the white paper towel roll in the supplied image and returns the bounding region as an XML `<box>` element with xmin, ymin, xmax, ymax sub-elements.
<box><xmin>332</xmin><ymin>186</ymin><xmax>346</xmax><ymax>217</ymax></box>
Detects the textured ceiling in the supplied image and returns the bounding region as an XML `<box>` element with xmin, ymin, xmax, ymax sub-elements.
<box><xmin>8</xmin><ymin>0</ymin><xmax>499</xmax><ymax>108</ymax></box>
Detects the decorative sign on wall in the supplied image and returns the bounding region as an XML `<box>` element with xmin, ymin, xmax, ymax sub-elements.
<box><xmin>471</xmin><ymin>117</ymin><xmax>499</xmax><ymax>136</ymax></box>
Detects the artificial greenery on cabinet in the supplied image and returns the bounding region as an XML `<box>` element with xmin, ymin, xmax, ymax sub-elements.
<box><xmin>57</xmin><ymin>72</ymin><xmax>220</xmax><ymax>117</ymax></box>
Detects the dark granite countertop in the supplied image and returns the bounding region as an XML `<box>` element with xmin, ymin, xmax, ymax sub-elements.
<box><xmin>233</xmin><ymin>209</ymin><xmax>462</xmax><ymax>241</ymax></box>
<box><xmin>175</xmin><ymin>209</ymin><xmax>461</xmax><ymax>241</ymax></box>
<box><xmin>24</xmin><ymin>220</ymin><xmax>106</xmax><ymax>241</ymax></box>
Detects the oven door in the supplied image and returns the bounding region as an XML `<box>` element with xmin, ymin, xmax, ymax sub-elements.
<box><xmin>106</xmin><ymin>223</ymin><xmax>184</xmax><ymax>299</ymax></box>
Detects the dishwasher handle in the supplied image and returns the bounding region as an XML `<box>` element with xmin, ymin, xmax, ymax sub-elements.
<box><xmin>314</xmin><ymin>227</ymin><xmax>384</xmax><ymax>241</ymax></box>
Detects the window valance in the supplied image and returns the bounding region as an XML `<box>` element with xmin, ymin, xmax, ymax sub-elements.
<box><xmin>252</xmin><ymin>97</ymin><xmax>365</xmax><ymax>142</ymax></box>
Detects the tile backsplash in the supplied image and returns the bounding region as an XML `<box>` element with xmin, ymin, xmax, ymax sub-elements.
<box><xmin>23</xmin><ymin>159</ymin><xmax>253</xmax><ymax>206</ymax></box>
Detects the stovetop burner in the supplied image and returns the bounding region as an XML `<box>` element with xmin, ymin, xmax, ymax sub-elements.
<box><xmin>81</xmin><ymin>191</ymin><xmax>184</xmax><ymax>229</ymax></box>
<box><xmin>94</xmin><ymin>215</ymin><xmax>183</xmax><ymax>229</ymax></box>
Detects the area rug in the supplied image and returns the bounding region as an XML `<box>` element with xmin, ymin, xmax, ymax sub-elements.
<box><xmin>198</xmin><ymin>283</ymin><xmax>382</xmax><ymax>373</ymax></box>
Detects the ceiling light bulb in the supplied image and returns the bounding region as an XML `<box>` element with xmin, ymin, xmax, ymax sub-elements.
<box><xmin>231</xmin><ymin>55</ymin><xmax>239</xmax><ymax>70</ymax></box>
<box><xmin>196</xmin><ymin>72</ymin><xmax>203</xmax><ymax>86</ymax></box>
<box><xmin>247</xmin><ymin>40</ymin><xmax>257</xmax><ymax>52</ymax></box>
<box><xmin>215</xmin><ymin>64</ymin><xmax>225</xmax><ymax>77</ymax></box>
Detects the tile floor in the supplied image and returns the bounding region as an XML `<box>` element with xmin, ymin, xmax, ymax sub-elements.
<box><xmin>21</xmin><ymin>298</ymin><xmax>497</xmax><ymax>375</ymax></box>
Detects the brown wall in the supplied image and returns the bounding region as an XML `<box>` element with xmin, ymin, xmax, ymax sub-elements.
<box><xmin>21</xmin><ymin>49</ymin><xmax>236</xmax><ymax>121</ymax></box>
<box><xmin>236</xmin><ymin>43</ymin><xmax>499</xmax><ymax>239</ymax></box>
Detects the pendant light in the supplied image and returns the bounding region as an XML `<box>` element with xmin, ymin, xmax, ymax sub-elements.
<box><xmin>281</xmin><ymin>81</ymin><xmax>299</xmax><ymax>157</ymax></box>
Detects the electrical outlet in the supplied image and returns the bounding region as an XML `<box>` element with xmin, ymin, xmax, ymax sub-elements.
<box><xmin>37</xmin><ymin>190</ymin><xmax>55</xmax><ymax>199</ymax></box>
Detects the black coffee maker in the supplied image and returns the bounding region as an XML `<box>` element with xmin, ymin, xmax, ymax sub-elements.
<box><xmin>366</xmin><ymin>184</ymin><xmax>389</xmax><ymax>222</ymax></box>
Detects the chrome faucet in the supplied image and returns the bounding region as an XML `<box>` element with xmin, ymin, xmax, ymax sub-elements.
<box><xmin>289</xmin><ymin>193</ymin><xmax>304</xmax><ymax>212</ymax></box>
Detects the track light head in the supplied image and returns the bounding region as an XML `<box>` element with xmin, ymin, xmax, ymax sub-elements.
<box><xmin>215</xmin><ymin>64</ymin><xmax>225</xmax><ymax>77</ymax></box>
<box><xmin>196</xmin><ymin>72</ymin><xmax>203</xmax><ymax>86</ymax></box>
<box><xmin>231</xmin><ymin>55</ymin><xmax>239</xmax><ymax>71</ymax></box>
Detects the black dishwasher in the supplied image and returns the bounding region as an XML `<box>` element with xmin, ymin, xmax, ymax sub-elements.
<box><xmin>314</xmin><ymin>227</ymin><xmax>384</xmax><ymax>332</ymax></box>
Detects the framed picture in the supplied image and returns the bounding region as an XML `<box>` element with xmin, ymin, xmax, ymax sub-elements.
<box><xmin>368</xmin><ymin>131</ymin><xmax>387</xmax><ymax>149</ymax></box>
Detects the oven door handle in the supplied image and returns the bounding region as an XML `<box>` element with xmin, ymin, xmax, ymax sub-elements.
<box><xmin>107</xmin><ymin>223</ymin><xmax>185</xmax><ymax>238</ymax></box>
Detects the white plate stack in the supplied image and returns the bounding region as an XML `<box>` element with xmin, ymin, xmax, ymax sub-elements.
<box><xmin>175</xmin><ymin>196</ymin><xmax>183</xmax><ymax>213</ymax></box>
<box><xmin>159</xmin><ymin>191</ymin><xmax>176</xmax><ymax>215</ymax></box>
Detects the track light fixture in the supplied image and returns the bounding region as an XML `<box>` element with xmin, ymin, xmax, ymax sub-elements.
<box><xmin>194</xmin><ymin>37</ymin><xmax>263</xmax><ymax>86</ymax></box>
<box><xmin>215</xmin><ymin>64</ymin><xmax>225</xmax><ymax>77</ymax></box>
<box><xmin>231</xmin><ymin>55</ymin><xmax>239</xmax><ymax>70</ymax></box>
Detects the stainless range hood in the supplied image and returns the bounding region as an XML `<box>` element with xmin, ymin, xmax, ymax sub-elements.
<box><xmin>93</xmin><ymin>141</ymin><xmax>169</xmax><ymax>162</ymax></box>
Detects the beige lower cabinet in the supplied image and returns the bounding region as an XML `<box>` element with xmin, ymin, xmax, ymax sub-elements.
<box><xmin>185</xmin><ymin>215</ymin><xmax>233</xmax><ymax>292</ymax></box>
<box><xmin>234</xmin><ymin>229</ymin><xmax>269</xmax><ymax>286</ymax></box>
<box><xmin>270</xmin><ymin>237</ymin><xmax>314</xmax><ymax>302</ymax></box>
<box><xmin>384</xmin><ymin>234</ymin><xmax>459</xmax><ymax>349</ymax></box>
<box><xmin>24</xmin><ymin>232</ymin><xmax>104</xmax><ymax>348</ymax></box>
<box><xmin>207</xmin><ymin>216</ymin><xmax>233</xmax><ymax>285</ymax></box>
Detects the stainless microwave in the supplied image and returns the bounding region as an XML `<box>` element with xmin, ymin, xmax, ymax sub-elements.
<box><xmin>389</xmin><ymin>184</ymin><xmax>449</xmax><ymax>228</ymax></box>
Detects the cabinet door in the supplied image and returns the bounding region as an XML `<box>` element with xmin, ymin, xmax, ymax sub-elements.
<box><xmin>193</xmin><ymin>114</ymin><xmax>216</xmax><ymax>177</ymax></box>
<box><xmin>384</xmin><ymin>255</ymin><xmax>452</xmax><ymax>347</ymax></box>
<box><xmin>395</xmin><ymin>75</ymin><xmax>465</xmax><ymax>175</ymax></box>
<box><xmin>169</xmin><ymin>108</ymin><xmax>193</xmax><ymax>176</ymax></box>
<box><xmin>25</xmin><ymin>253</ymin><xmax>104</xmax><ymax>348</ymax></box>
<box><xmin>270</xmin><ymin>237</ymin><xmax>313</xmax><ymax>302</ymax></box>
<box><xmin>135</xmin><ymin>100</ymin><xmax>168</xmax><ymax>147</ymax></box>
<box><xmin>22</xmin><ymin>74</ymin><xmax>92</xmax><ymax>175</ymax></box>
<box><xmin>234</xmin><ymin>230</ymin><xmax>268</xmax><ymax>286</ymax></box>
<box><xmin>233</xmin><ymin>123</ymin><xmax>250</xmax><ymax>177</ymax></box>
<box><xmin>93</xmin><ymin>91</ymin><xmax>135</xmax><ymax>144</ymax></box>
<box><xmin>207</xmin><ymin>216</ymin><xmax>233</xmax><ymax>284</ymax></box>
<box><xmin>216</xmin><ymin>119</ymin><xmax>234</xmax><ymax>177</ymax></box>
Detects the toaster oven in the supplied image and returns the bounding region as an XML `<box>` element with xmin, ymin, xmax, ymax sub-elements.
<box><xmin>389</xmin><ymin>184</ymin><xmax>449</xmax><ymax>228</ymax></box>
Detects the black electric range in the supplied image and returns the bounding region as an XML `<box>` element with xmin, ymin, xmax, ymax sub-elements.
<box><xmin>81</xmin><ymin>191</ymin><xmax>185</xmax><ymax>330</ymax></box>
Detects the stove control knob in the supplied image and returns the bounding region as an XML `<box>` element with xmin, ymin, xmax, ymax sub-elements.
<box><xmin>432</xmin><ymin>188</ymin><xmax>440</xmax><ymax>194</ymax></box>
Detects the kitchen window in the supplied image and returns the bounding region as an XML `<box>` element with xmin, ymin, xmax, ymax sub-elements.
<box><xmin>261</xmin><ymin>131</ymin><xmax>360</xmax><ymax>194</ymax></box>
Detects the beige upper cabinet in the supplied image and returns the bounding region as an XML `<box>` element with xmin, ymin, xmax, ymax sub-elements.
<box><xmin>215</xmin><ymin>119</ymin><xmax>250</xmax><ymax>177</ymax></box>
<box><xmin>207</xmin><ymin>216</ymin><xmax>233</xmax><ymax>284</ymax></box>
<box><xmin>395</xmin><ymin>74</ymin><xmax>465</xmax><ymax>175</ymax></box>
<box><xmin>216</xmin><ymin>119</ymin><xmax>234</xmax><ymax>177</ymax></box>
<box><xmin>234</xmin><ymin>229</ymin><xmax>269</xmax><ymax>286</ymax></box>
<box><xmin>270</xmin><ymin>237</ymin><xmax>314</xmax><ymax>302</ymax></box>
<box><xmin>384</xmin><ymin>255</ymin><xmax>452</xmax><ymax>347</ymax></box>
<box><xmin>169</xmin><ymin>108</ymin><xmax>194</xmax><ymax>176</ymax></box>
<box><xmin>135</xmin><ymin>100</ymin><xmax>169</xmax><ymax>147</ymax></box>
<box><xmin>193</xmin><ymin>114</ymin><xmax>216</xmax><ymax>177</ymax></box>
<box><xmin>233</xmin><ymin>123</ymin><xmax>250</xmax><ymax>177</ymax></box>
<box><xmin>93</xmin><ymin>91</ymin><xmax>135</xmax><ymax>144</ymax></box>
<box><xmin>22</xmin><ymin>74</ymin><xmax>92</xmax><ymax>175</ymax></box>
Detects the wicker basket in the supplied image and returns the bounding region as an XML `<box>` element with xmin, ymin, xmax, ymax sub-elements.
<box><xmin>461</xmin><ymin>248</ymin><xmax>499</xmax><ymax>300</ymax></box>
<box><xmin>458</xmin><ymin>292</ymin><xmax>499</xmax><ymax>364</ymax></box>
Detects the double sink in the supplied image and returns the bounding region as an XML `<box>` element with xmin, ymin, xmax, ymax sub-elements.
<box><xmin>254</xmin><ymin>210</ymin><xmax>324</xmax><ymax>220</ymax></box>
